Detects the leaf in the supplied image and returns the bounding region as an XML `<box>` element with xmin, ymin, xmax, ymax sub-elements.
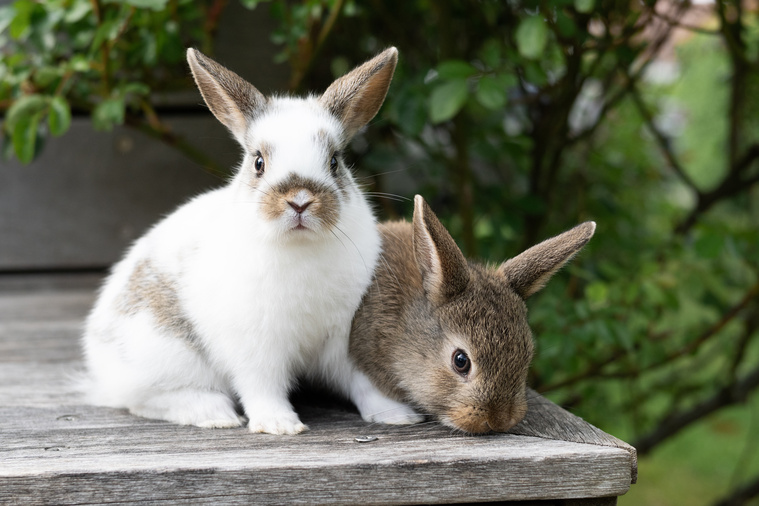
<box><xmin>92</xmin><ymin>97</ymin><xmax>125</xmax><ymax>131</ymax></box>
<box><xmin>476</xmin><ymin>75</ymin><xmax>508</xmax><ymax>110</ymax></box>
<box><xmin>240</xmin><ymin>0</ymin><xmax>268</xmax><ymax>8</ymax></box>
<box><xmin>90</xmin><ymin>14</ymin><xmax>127</xmax><ymax>51</ymax></box>
<box><xmin>394</xmin><ymin>90</ymin><xmax>427</xmax><ymax>137</ymax></box>
<box><xmin>585</xmin><ymin>281</ymin><xmax>609</xmax><ymax>307</ymax></box>
<box><xmin>12</xmin><ymin>111</ymin><xmax>42</xmax><ymax>164</ymax></box>
<box><xmin>475</xmin><ymin>217</ymin><xmax>494</xmax><ymax>239</ymax></box>
<box><xmin>515</xmin><ymin>15</ymin><xmax>549</xmax><ymax>60</ymax></box>
<box><xmin>428</xmin><ymin>79</ymin><xmax>468</xmax><ymax>124</ymax></box>
<box><xmin>478</xmin><ymin>39</ymin><xmax>503</xmax><ymax>69</ymax></box>
<box><xmin>118</xmin><ymin>82</ymin><xmax>150</xmax><ymax>96</ymax></box>
<box><xmin>48</xmin><ymin>96</ymin><xmax>72</xmax><ymax>137</ymax></box>
<box><xmin>0</xmin><ymin>5</ymin><xmax>15</xmax><ymax>35</ymax></box>
<box><xmin>5</xmin><ymin>94</ymin><xmax>48</xmax><ymax>132</ymax></box>
<box><xmin>574</xmin><ymin>0</ymin><xmax>595</xmax><ymax>14</ymax></box>
<box><xmin>556</xmin><ymin>10</ymin><xmax>577</xmax><ymax>38</ymax></box>
<box><xmin>694</xmin><ymin>231</ymin><xmax>724</xmax><ymax>259</ymax></box>
<box><xmin>105</xmin><ymin>0</ymin><xmax>169</xmax><ymax>10</ymax></box>
<box><xmin>8</xmin><ymin>0</ymin><xmax>34</xmax><ymax>40</ymax></box>
<box><xmin>436</xmin><ymin>60</ymin><xmax>477</xmax><ymax>80</ymax></box>
<box><xmin>33</xmin><ymin>66</ymin><xmax>64</xmax><ymax>88</ymax></box>
<box><xmin>68</xmin><ymin>54</ymin><xmax>92</xmax><ymax>72</ymax></box>
<box><xmin>64</xmin><ymin>0</ymin><xmax>93</xmax><ymax>23</ymax></box>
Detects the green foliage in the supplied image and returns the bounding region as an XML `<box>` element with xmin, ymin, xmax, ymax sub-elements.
<box><xmin>300</xmin><ymin>1</ymin><xmax>759</xmax><ymax>464</ymax></box>
<box><xmin>515</xmin><ymin>15</ymin><xmax>549</xmax><ymax>60</ymax></box>
<box><xmin>0</xmin><ymin>0</ymin><xmax>210</xmax><ymax>162</ymax></box>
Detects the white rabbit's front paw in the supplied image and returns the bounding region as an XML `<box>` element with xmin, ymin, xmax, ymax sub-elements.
<box><xmin>247</xmin><ymin>409</ymin><xmax>308</xmax><ymax>435</ymax></box>
<box><xmin>361</xmin><ymin>397</ymin><xmax>425</xmax><ymax>425</ymax></box>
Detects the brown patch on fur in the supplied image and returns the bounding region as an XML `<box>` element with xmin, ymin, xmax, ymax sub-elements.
<box><xmin>314</xmin><ymin>129</ymin><xmax>332</xmax><ymax>152</ymax></box>
<box><xmin>118</xmin><ymin>260</ymin><xmax>200</xmax><ymax>348</ymax></box>
<box><xmin>312</xmin><ymin>130</ymin><xmax>349</xmax><ymax>198</ymax></box>
<box><xmin>187</xmin><ymin>48</ymin><xmax>267</xmax><ymax>137</ymax></box>
<box><xmin>260</xmin><ymin>174</ymin><xmax>340</xmax><ymax>231</ymax></box>
<box><xmin>258</xmin><ymin>141</ymin><xmax>274</xmax><ymax>162</ymax></box>
<box><xmin>319</xmin><ymin>48</ymin><xmax>398</xmax><ymax>138</ymax></box>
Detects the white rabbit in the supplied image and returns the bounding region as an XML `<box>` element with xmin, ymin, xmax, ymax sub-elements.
<box><xmin>81</xmin><ymin>47</ymin><xmax>418</xmax><ymax>435</ymax></box>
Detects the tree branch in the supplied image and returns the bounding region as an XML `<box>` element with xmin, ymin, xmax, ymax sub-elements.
<box><xmin>638</xmin><ymin>282</ymin><xmax>759</xmax><ymax>373</ymax></box>
<box><xmin>629</xmin><ymin>84</ymin><xmax>700</xmax><ymax>192</ymax></box>
<box><xmin>287</xmin><ymin>0</ymin><xmax>345</xmax><ymax>91</ymax></box>
<box><xmin>633</xmin><ymin>363</ymin><xmax>759</xmax><ymax>455</ymax></box>
<box><xmin>569</xmin><ymin>3</ymin><xmax>685</xmax><ymax>147</ymax></box>
<box><xmin>539</xmin><ymin>282</ymin><xmax>759</xmax><ymax>391</ymax></box>
<box><xmin>713</xmin><ymin>474</ymin><xmax>759</xmax><ymax>506</ymax></box>
<box><xmin>676</xmin><ymin>143</ymin><xmax>759</xmax><ymax>233</ymax></box>
<box><xmin>652</xmin><ymin>9</ymin><xmax>720</xmax><ymax>36</ymax></box>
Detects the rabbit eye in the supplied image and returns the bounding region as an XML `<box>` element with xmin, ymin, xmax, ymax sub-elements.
<box><xmin>452</xmin><ymin>349</ymin><xmax>471</xmax><ymax>376</ymax></box>
<box><xmin>254</xmin><ymin>153</ymin><xmax>265</xmax><ymax>175</ymax></box>
<box><xmin>330</xmin><ymin>154</ymin><xmax>339</xmax><ymax>174</ymax></box>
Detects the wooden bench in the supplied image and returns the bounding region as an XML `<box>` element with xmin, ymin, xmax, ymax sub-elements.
<box><xmin>0</xmin><ymin>274</ymin><xmax>636</xmax><ymax>505</ymax></box>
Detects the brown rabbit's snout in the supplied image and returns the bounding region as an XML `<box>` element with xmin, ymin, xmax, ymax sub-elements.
<box><xmin>261</xmin><ymin>174</ymin><xmax>340</xmax><ymax>232</ymax></box>
<box><xmin>447</xmin><ymin>398</ymin><xmax>528</xmax><ymax>434</ymax></box>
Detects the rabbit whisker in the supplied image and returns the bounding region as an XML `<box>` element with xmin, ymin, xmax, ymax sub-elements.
<box><xmin>333</xmin><ymin>224</ymin><xmax>370</xmax><ymax>277</ymax></box>
<box><xmin>352</xmin><ymin>167</ymin><xmax>410</xmax><ymax>181</ymax></box>
<box><xmin>365</xmin><ymin>192</ymin><xmax>410</xmax><ymax>203</ymax></box>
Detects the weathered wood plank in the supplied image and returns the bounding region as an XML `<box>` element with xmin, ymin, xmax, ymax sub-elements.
<box><xmin>0</xmin><ymin>277</ymin><xmax>636</xmax><ymax>505</ymax></box>
<box><xmin>1</xmin><ymin>401</ymin><xmax>631</xmax><ymax>505</ymax></box>
<box><xmin>515</xmin><ymin>393</ymin><xmax>638</xmax><ymax>484</ymax></box>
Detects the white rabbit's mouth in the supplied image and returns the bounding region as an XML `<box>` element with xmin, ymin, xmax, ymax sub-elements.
<box><xmin>261</xmin><ymin>174</ymin><xmax>340</xmax><ymax>235</ymax></box>
<box><xmin>288</xmin><ymin>212</ymin><xmax>314</xmax><ymax>231</ymax></box>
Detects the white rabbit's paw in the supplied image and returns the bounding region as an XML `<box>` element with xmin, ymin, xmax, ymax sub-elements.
<box><xmin>247</xmin><ymin>411</ymin><xmax>308</xmax><ymax>435</ymax></box>
<box><xmin>362</xmin><ymin>398</ymin><xmax>425</xmax><ymax>425</ymax></box>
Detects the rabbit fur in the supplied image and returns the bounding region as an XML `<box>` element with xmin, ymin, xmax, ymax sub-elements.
<box><xmin>81</xmin><ymin>47</ymin><xmax>419</xmax><ymax>435</ymax></box>
<box><xmin>350</xmin><ymin>195</ymin><xmax>596</xmax><ymax>434</ymax></box>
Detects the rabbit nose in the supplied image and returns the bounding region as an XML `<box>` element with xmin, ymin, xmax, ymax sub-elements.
<box><xmin>287</xmin><ymin>200</ymin><xmax>312</xmax><ymax>214</ymax></box>
<box><xmin>486</xmin><ymin>407</ymin><xmax>524</xmax><ymax>432</ymax></box>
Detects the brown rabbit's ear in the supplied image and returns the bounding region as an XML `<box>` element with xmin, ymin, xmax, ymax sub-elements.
<box><xmin>187</xmin><ymin>48</ymin><xmax>266</xmax><ymax>142</ymax></box>
<box><xmin>319</xmin><ymin>47</ymin><xmax>398</xmax><ymax>139</ymax></box>
<box><xmin>412</xmin><ymin>195</ymin><xmax>470</xmax><ymax>305</ymax></box>
<box><xmin>499</xmin><ymin>222</ymin><xmax>596</xmax><ymax>299</ymax></box>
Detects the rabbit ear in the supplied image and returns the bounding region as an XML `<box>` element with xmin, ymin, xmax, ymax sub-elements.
<box><xmin>412</xmin><ymin>195</ymin><xmax>470</xmax><ymax>306</ymax></box>
<box><xmin>187</xmin><ymin>48</ymin><xmax>266</xmax><ymax>142</ymax></box>
<box><xmin>319</xmin><ymin>47</ymin><xmax>398</xmax><ymax>139</ymax></box>
<box><xmin>499</xmin><ymin>222</ymin><xmax>596</xmax><ymax>299</ymax></box>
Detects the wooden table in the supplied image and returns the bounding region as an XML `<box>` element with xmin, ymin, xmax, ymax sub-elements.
<box><xmin>0</xmin><ymin>274</ymin><xmax>636</xmax><ymax>505</ymax></box>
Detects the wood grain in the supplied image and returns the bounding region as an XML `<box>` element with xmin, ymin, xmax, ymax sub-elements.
<box><xmin>0</xmin><ymin>278</ymin><xmax>636</xmax><ymax>505</ymax></box>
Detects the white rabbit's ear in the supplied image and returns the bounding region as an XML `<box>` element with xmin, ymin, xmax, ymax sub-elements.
<box><xmin>187</xmin><ymin>48</ymin><xmax>266</xmax><ymax>142</ymax></box>
<box><xmin>499</xmin><ymin>222</ymin><xmax>596</xmax><ymax>299</ymax></box>
<box><xmin>412</xmin><ymin>195</ymin><xmax>470</xmax><ymax>306</ymax></box>
<box><xmin>319</xmin><ymin>47</ymin><xmax>398</xmax><ymax>139</ymax></box>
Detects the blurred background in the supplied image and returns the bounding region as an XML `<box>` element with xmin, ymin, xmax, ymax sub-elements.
<box><xmin>1</xmin><ymin>0</ymin><xmax>758</xmax><ymax>503</ymax></box>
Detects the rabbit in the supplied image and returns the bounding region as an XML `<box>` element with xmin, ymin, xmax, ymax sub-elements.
<box><xmin>350</xmin><ymin>195</ymin><xmax>596</xmax><ymax>434</ymax></box>
<box><xmin>81</xmin><ymin>47</ymin><xmax>417</xmax><ymax>435</ymax></box>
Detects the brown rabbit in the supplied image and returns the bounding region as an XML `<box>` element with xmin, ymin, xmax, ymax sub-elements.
<box><xmin>349</xmin><ymin>195</ymin><xmax>595</xmax><ymax>434</ymax></box>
